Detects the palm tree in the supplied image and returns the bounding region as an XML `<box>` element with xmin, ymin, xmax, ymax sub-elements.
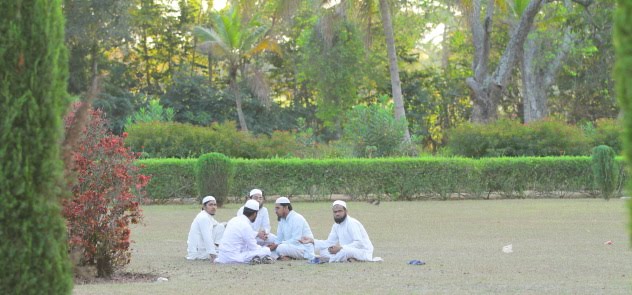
<box><xmin>193</xmin><ymin>6</ymin><xmax>280</xmax><ymax>132</ymax></box>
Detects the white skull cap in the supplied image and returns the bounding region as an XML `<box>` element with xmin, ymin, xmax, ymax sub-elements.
<box><xmin>332</xmin><ymin>200</ymin><xmax>347</xmax><ymax>209</ymax></box>
<box><xmin>249</xmin><ymin>189</ymin><xmax>263</xmax><ymax>197</ymax></box>
<box><xmin>202</xmin><ymin>196</ymin><xmax>216</xmax><ymax>204</ymax></box>
<box><xmin>245</xmin><ymin>199</ymin><xmax>260</xmax><ymax>211</ymax></box>
<box><xmin>275</xmin><ymin>197</ymin><xmax>290</xmax><ymax>204</ymax></box>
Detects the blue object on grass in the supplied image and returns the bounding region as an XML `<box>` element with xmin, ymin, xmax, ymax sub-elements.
<box><xmin>308</xmin><ymin>257</ymin><xmax>324</xmax><ymax>264</ymax></box>
<box><xmin>408</xmin><ymin>259</ymin><xmax>425</xmax><ymax>265</ymax></box>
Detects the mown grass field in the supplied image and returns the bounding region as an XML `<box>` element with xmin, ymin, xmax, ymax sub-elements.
<box><xmin>73</xmin><ymin>199</ymin><xmax>632</xmax><ymax>294</ymax></box>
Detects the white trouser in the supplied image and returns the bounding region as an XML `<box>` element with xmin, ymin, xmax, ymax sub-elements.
<box><xmin>186</xmin><ymin>223</ymin><xmax>226</xmax><ymax>260</ymax></box>
<box><xmin>216</xmin><ymin>247</ymin><xmax>271</xmax><ymax>264</ymax></box>
<box><xmin>274</xmin><ymin>244</ymin><xmax>309</xmax><ymax>259</ymax></box>
<box><xmin>318</xmin><ymin>246</ymin><xmax>372</xmax><ymax>263</ymax></box>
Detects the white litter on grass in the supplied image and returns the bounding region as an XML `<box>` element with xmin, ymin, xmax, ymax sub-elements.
<box><xmin>502</xmin><ymin>244</ymin><xmax>513</xmax><ymax>253</ymax></box>
<box><xmin>156</xmin><ymin>277</ymin><xmax>169</xmax><ymax>282</ymax></box>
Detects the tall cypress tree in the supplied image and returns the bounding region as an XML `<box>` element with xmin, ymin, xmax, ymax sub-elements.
<box><xmin>0</xmin><ymin>0</ymin><xmax>73</xmax><ymax>294</ymax></box>
<box><xmin>614</xmin><ymin>0</ymin><xmax>632</xmax><ymax>243</ymax></box>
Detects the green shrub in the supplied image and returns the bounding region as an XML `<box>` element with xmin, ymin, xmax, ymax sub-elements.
<box><xmin>344</xmin><ymin>102</ymin><xmax>410</xmax><ymax>157</ymax></box>
<box><xmin>590</xmin><ymin>118</ymin><xmax>623</xmax><ymax>154</ymax></box>
<box><xmin>447</xmin><ymin>119</ymin><xmax>591</xmax><ymax>157</ymax></box>
<box><xmin>197</xmin><ymin>153</ymin><xmax>234</xmax><ymax>206</ymax></box>
<box><xmin>126</xmin><ymin>121</ymin><xmax>300</xmax><ymax>159</ymax></box>
<box><xmin>592</xmin><ymin>145</ymin><xmax>617</xmax><ymax>200</ymax></box>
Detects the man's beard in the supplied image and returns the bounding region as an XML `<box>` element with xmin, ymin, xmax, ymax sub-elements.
<box><xmin>334</xmin><ymin>214</ymin><xmax>347</xmax><ymax>224</ymax></box>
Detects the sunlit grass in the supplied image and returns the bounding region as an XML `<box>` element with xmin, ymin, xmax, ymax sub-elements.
<box><xmin>73</xmin><ymin>199</ymin><xmax>632</xmax><ymax>294</ymax></box>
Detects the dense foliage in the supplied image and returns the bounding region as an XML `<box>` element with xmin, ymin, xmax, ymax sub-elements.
<box><xmin>446</xmin><ymin>119</ymin><xmax>623</xmax><ymax>157</ymax></box>
<box><xmin>125</xmin><ymin>121</ymin><xmax>300</xmax><ymax>159</ymax></box>
<box><xmin>63</xmin><ymin>104</ymin><xmax>148</xmax><ymax>278</ymax></box>
<box><xmin>0</xmin><ymin>0</ymin><xmax>73</xmax><ymax>293</ymax></box>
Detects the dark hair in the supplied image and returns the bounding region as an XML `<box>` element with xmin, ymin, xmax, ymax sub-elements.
<box><xmin>243</xmin><ymin>207</ymin><xmax>257</xmax><ymax>218</ymax></box>
<box><xmin>279</xmin><ymin>203</ymin><xmax>292</xmax><ymax>211</ymax></box>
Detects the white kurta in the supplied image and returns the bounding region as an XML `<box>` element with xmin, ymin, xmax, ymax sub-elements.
<box><xmin>275</xmin><ymin>210</ymin><xmax>315</xmax><ymax>259</ymax></box>
<box><xmin>216</xmin><ymin>215</ymin><xmax>271</xmax><ymax>264</ymax></box>
<box><xmin>314</xmin><ymin>216</ymin><xmax>374</xmax><ymax>262</ymax></box>
<box><xmin>186</xmin><ymin>210</ymin><xmax>224</xmax><ymax>260</ymax></box>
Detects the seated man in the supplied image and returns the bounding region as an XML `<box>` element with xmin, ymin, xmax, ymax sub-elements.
<box><xmin>186</xmin><ymin>196</ymin><xmax>225</xmax><ymax>262</ymax></box>
<box><xmin>300</xmin><ymin>200</ymin><xmax>376</xmax><ymax>263</ymax></box>
<box><xmin>236</xmin><ymin>189</ymin><xmax>276</xmax><ymax>245</ymax></box>
<box><xmin>268</xmin><ymin>197</ymin><xmax>315</xmax><ymax>260</ymax></box>
<box><xmin>216</xmin><ymin>200</ymin><xmax>273</xmax><ymax>264</ymax></box>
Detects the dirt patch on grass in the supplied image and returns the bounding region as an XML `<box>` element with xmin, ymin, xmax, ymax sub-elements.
<box><xmin>74</xmin><ymin>272</ymin><xmax>162</xmax><ymax>285</ymax></box>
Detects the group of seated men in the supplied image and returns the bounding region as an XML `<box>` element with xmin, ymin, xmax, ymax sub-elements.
<box><xmin>186</xmin><ymin>189</ymin><xmax>378</xmax><ymax>264</ymax></box>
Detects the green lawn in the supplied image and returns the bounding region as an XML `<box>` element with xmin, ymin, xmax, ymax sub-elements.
<box><xmin>73</xmin><ymin>199</ymin><xmax>632</xmax><ymax>294</ymax></box>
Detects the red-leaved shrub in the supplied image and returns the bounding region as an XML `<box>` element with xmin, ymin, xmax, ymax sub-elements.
<box><xmin>63</xmin><ymin>103</ymin><xmax>149</xmax><ymax>278</ymax></box>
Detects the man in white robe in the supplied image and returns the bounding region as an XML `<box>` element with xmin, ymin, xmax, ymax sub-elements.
<box><xmin>236</xmin><ymin>189</ymin><xmax>276</xmax><ymax>245</ymax></box>
<box><xmin>186</xmin><ymin>196</ymin><xmax>225</xmax><ymax>262</ymax></box>
<box><xmin>216</xmin><ymin>200</ymin><xmax>273</xmax><ymax>264</ymax></box>
<box><xmin>300</xmin><ymin>200</ymin><xmax>376</xmax><ymax>263</ymax></box>
<box><xmin>268</xmin><ymin>197</ymin><xmax>315</xmax><ymax>260</ymax></box>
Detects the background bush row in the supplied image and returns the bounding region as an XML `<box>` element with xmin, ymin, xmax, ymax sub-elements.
<box><xmin>447</xmin><ymin>118</ymin><xmax>621</xmax><ymax>157</ymax></box>
<box><xmin>137</xmin><ymin>156</ymin><xmax>627</xmax><ymax>202</ymax></box>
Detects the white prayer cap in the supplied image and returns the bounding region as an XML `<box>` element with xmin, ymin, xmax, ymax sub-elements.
<box><xmin>249</xmin><ymin>189</ymin><xmax>263</xmax><ymax>197</ymax></box>
<box><xmin>202</xmin><ymin>196</ymin><xmax>216</xmax><ymax>204</ymax></box>
<box><xmin>245</xmin><ymin>199</ymin><xmax>260</xmax><ymax>211</ymax></box>
<box><xmin>275</xmin><ymin>197</ymin><xmax>290</xmax><ymax>204</ymax></box>
<box><xmin>332</xmin><ymin>200</ymin><xmax>347</xmax><ymax>209</ymax></box>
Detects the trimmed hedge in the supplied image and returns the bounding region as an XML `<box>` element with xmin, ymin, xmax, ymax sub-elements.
<box><xmin>138</xmin><ymin>158</ymin><xmax>198</xmax><ymax>200</ymax></box>
<box><xmin>138</xmin><ymin>156</ymin><xmax>627</xmax><ymax>201</ymax></box>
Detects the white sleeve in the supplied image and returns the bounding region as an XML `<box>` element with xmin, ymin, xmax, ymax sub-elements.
<box><xmin>198</xmin><ymin>216</ymin><xmax>217</xmax><ymax>256</ymax></box>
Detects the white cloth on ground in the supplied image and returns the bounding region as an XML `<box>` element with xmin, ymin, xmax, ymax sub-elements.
<box><xmin>216</xmin><ymin>215</ymin><xmax>271</xmax><ymax>264</ymax></box>
<box><xmin>186</xmin><ymin>210</ymin><xmax>224</xmax><ymax>260</ymax></box>
<box><xmin>274</xmin><ymin>210</ymin><xmax>315</xmax><ymax>259</ymax></box>
<box><xmin>314</xmin><ymin>216</ymin><xmax>375</xmax><ymax>262</ymax></box>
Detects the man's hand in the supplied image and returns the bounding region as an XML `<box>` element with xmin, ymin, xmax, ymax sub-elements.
<box><xmin>299</xmin><ymin>236</ymin><xmax>314</xmax><ymax>244</ymax></box>
<box><xmin>209</xmin><ymin>254</ymin><xmax>217</xmax><ymax>263</ymax></box>
<box><xmin>328</xmin><ymin>245</ymin><xmax>342</xmax><ymax>254</ymax></box>
<box><xmin>257</xmin><ymin>230</ymin><xmax>267</xmax><ymax>240</ymax></box>
<box><xmin>267</xmin><ymin>243</ymin><xmax>278</xmax><ymax>251</ymax></box>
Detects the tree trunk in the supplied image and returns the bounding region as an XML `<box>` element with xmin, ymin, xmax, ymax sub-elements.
<box><xmin>466</xmin><ymin>0</ymin><xmax>545</xmax><ymax>123</ymax></box>
<box><xmin>521</xmin><ymin>25</ymin><xmax>573</xmax><ymax>123</ymax></box>
<box><xmin>229</xmin><ymin>70</ymin><xmax>248</xmax><ymax>132</ymax></box>
<box><xmin>379</xmin><ymin>0</ymin><xmax>411</xmax><ymax>142</ymax></box>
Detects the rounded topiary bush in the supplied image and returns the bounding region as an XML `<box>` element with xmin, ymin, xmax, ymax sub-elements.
<box><xmin>197</xmin><ymin>153</ymin><xmax>234</xmax><ymax>207</ymax></box>
<box><xmin>591</xmin><ymin>145</ymin><xmax>617</xmax><ymax>200</ymax></box>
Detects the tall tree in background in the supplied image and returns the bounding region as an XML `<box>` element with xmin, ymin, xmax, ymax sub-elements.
<box><xmin>64</xmin><ymin>0</ymin><xmax>133</xmax><ymax>95</ymax></box>
<box><xmin>378</xmin><ymin>0</ymin><xmax>411</xmax><ymax>141</ymax></box>
<box><xmin>520</xmin><ymin>0</ymin><xmax>574</xmax><ymax>123</ymax></box>
<box><xmin>0</xmin><ymin>0</ymin><xmax>73</xmax><ymax>293</ymax></box>
<box><xmin>613</xmin><ymin>0</ymin><xmax>632</xmax><ymax>243</ymax></box>
<box><xmin>464</xmin><ymin>0</ymin><xmax>545</xmax><ymax>123</ymax></box>
<box><xmin>194</xmin><ymin>6</ymin><xmax>280</xmax><ymax>132</ymax></box>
